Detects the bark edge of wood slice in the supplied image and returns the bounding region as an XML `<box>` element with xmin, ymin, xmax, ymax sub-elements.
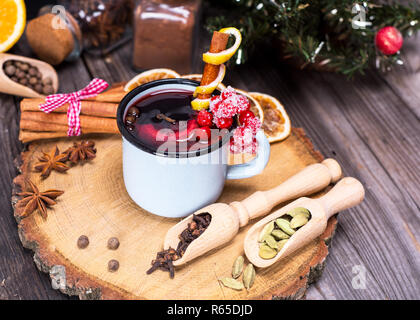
<box><xmin>11</xmin><ymin>128</ymin><xmax>337</xmax><ymax>300</ymax></box>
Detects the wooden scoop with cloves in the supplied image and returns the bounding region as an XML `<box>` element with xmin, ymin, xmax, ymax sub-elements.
<box><xmin>163</xmin><ymin>159</ymin><xmax>342</xmax><ymax>266</ymax></box>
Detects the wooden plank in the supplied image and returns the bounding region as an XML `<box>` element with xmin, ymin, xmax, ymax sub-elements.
<box><xmin>231</xmin><ymin>59</ymin><xmax>420</xmax><ymax>299</ymax></box>
<box><xmin>0</xmin><ymin>92</ymin><xmax>68</xmax><ymax>300</ymax></box>
<box><xmin>383</xmin><ymin>34</ymin><xmax>420</xmax><ymax>118</ymax></box>
<box><xmin>0</xmin><ymin>39</ymin><xmax>92</xmax><ymax>299</ymax></box>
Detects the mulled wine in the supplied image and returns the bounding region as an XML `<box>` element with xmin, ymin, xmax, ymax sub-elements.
<box><xmin>124</xmin><ymin>89</ymin><xmax>228</xmax><ymax>153</ymax></box>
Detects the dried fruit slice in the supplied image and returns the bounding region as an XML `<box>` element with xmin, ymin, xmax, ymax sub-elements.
<box><xmin>248</xmin><ymin>92</ymin><xmax>291</xmax><ymax>143</ymax></box>
<box><xmin>124</xmin><ymin>68</ymin><xmax>180</xmax><ymax>92</ymax></box>
<box><xmin>181</xmin><ymin>74</ymin><xmax>226</xmax><ymax>91</ymax></box>
<box><xmin>0</xmin><ymin>0</ymin><xmax>26</xmax><ymax>53</ymax></box>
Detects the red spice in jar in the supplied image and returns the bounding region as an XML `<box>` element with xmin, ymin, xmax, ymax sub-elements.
<box><xmin>132</xmin><ymin>0</ymin><xmax>202</xmax><ymax>74</ymax></box>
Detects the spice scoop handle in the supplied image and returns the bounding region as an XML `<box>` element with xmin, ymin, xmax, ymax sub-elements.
<box><xmin>230</xmin><ymin>158</ymin><xmax>342</xmax><ymax>227</ymax></box>
<box><xmin>319</xmin><ymin>177</ymin><xmax>365</xmax><ymax>219</ymax></box>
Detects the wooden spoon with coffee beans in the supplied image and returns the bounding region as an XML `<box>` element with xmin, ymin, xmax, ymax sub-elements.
<box><xmin>0</xmin><ymin>53</ymin><xmax>58</xmax><ymax>98</ymax></box>
<box><xmin>244</xmin><ymin>177</ymin><xmax>365</xmax><ymax>268</ymax></box>
<box><xmin>164</xmin><ymin>158</ymin><xmax>342</xmax><ymax>266</ymax></box>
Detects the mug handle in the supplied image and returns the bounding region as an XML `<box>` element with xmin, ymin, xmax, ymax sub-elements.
<box><xmin>226</xmin><ymin>130</ymin><xmax>271</xmax><ymax>180</ymax></box>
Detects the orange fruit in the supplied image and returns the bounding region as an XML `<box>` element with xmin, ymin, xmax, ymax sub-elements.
<box><xmin>181</xmin><ymin>74</ymin><xmax>227</xmax><ymax>91</ymax></box>
<box><xmin>124</xmin><ymin>68</ymin><xmax>180</xmax><ymax>92</ymax></box>
<box><xmin>248</xmin><ymin>92</ymin><xmax>291</xmax><ymax>143</ymax></box>
<box><xmin>0</xmin><ymin>0</ymin><xmax>26</xmax><ymax>53</ymax></box>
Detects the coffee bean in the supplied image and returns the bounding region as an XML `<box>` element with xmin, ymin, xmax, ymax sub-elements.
<box><xmin>19</xmin><ymin>78</ymin><xmax>28</xmax><ymax>85</ymax></box>
<box><xmin>43</xmin><ymin>85</ymin><xmax>54</xmax><ymax>95</ymax></box>
<box><xmin>107</xmin><ymin>237</ymin><xmax>120</xmax><ymax>250</ymax></box>
<box><xmin>28</xmin><ymin>67</ymin><xmax>38</xmax><ymax>76</ymax></box>
<box><xmin>108</xmin><ymin>259</ymin><xmax>119</xmax><ymax>272</ymax></box>
<box><xmin>77</xmin><ymin>235</ymin><xmax>89</xmax><ymax>249</ymax></box>
<box><xmin>42</xmin><ymin>77</ymin><xmax>52</xmax><ymax>85</ymax></box>
<box><xmin>4</xmin><ymin>61</ymin><xmax>12</xmax><ymax>68</ymax></box>
<box><xmin>35</xmin><ymin>84</ymin><xmax>43</xmax><ymax>93</ymax></box>
<box><xmin>16</xmin><ymin>71</ymin><xmax>26</xmax><ymax>79</ymax></box>
<box><xmin>11</xmin><ymin>76</ymin><xmax>18</xmax><ymax>82</ymax></box>
<box><xmin>29</xmin><ymin>77</ymin><xmax>38</xmax><ymax>85</ymax></box>
<box><xmin>4</xmin><ymin>65</ymin><xmax>16</xmax><ymax>76</ymax></box>
<box><xmin>20</xmin><ymin>63</ymin><xmax>29</xmax><ymax>71</ymax></box>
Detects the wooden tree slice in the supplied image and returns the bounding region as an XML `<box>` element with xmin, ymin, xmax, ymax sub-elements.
<box><xmin>12</xmin><ymin>128</ymin><xmax>337</xmax><ymax>300</ymax></box>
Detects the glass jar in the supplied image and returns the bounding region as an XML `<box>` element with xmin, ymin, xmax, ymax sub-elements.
<box><xmin>133</xmin><ymin>0</ymin><xmax>202</xmax><ymax>74</ymax></box>
<box><xmin>39</xmin><ymin>0</ymin><xmax>133</xmax><ymax>58</ymax></box>
<box><xmin>61</xmin><ymin>0</ymin><xmax>133</xmax><ymax>55</ymax></box>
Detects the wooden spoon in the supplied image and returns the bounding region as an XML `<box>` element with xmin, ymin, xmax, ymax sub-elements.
<box><xmin>0</xmin><ymin>53</ymin><xmax>58</xmax><ymax>98</ymax></box>
<box><xmin>164</xmin><ymin>158</ymin><xmax>342</xmax><ymax>266</ymax></box>
<box><xmin>244</xmin><ymin>177</ymin><xmax>365</xmax><ymax>268</ymax></box>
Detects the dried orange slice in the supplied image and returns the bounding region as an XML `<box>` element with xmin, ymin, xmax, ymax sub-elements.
<box><xmin>234</xmin><ymin>89</ymin><xmax>264</xmax><ymax>124</ymax></box>
<box><xmin>181</xmin><ymin>74</ymin><xmax>227</xmax><ymax>91</ymax></box>
<box><xmin>124</xmin><ymin>68</ymin><xmax>180</xmax><ymax>92</ymax></box>
<box><xmin>0</xmin><ymin>0</ymin><xmax>26</xmax><ymax>53</ymax></box>
<box><xmin>248</xmin><ymin>92</ymin><xmax>291</xmax><ymax>143</ymax></box>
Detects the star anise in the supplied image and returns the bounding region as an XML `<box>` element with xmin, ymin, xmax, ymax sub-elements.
<box><xmin>64</xmin><ymin>140</ymin><xmax>97</xmax><ymax>164</ymax></box>
<box><xmin>34</xmin><ymin>146</ymin><xmax>69</xmax><ymax>178</ymax></box>
<box><xmin>17</xmin><ymin>180</ymin><xmax>64</xmax><ymax>219</ymax></box>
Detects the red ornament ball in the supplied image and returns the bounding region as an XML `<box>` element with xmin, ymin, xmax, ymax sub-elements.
<box><xmin>375</xmin><ymin>26</ymin><xmax>403</xmax><ymax>55</ymax></box>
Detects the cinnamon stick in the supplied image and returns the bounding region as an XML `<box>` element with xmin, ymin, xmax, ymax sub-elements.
<box><xmin>198</xmin><ymin>31</ymin><xmax>229</xmax><ymax>100</ymax></box>
<box><xmin>87</xmin><ymin>82</ymin><xmax>127</xmax><ymax>103</ymax></box>
<box><xmin>19</xmin><ymin>130</ymin><xmax>101</xmax><ymax>144</ymax></box>
<box><xmin>21</xmin><ymin>99</ymin><xmax>118</xmax><ymax>118</ymax></box>
<box><xmin>20</xmin><ymin>111</ymin><xmax>119</xmax><ymax>133</ymax></box>
<box><xmin>20</xmin><ymin>119</ymin><xmax>68</xmax><ymax>132</ymax></box>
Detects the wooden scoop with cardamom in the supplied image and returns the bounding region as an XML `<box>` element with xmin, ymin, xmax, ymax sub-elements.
<box><xmin>244</xmin><ymin>177</ymin><xmax>365</xmax><ymax>268</ymax></box>
<box><xmin>164</xmin><ymin>158</ymin><xmax>342</xmax><ymax>266</ymax></box>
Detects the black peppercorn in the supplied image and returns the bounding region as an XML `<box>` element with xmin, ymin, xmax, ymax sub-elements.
<box><xmin>108</xmin><ymin>259</ymin><xmax>119</xmax><ymax>272</ymax></box>
<box><xmin>77</xmin><ymin>235</ymin><xmax>89</xmax><ymax>249</ymax></box>
<box><xmin>107</xmin><ymin>237</ymin><xmax>120</xmax><ymax>250</ymax></box>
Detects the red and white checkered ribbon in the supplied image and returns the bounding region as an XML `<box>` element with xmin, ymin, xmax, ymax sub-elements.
<box><xmin>39</xmin><ymin>78</ymin><xmax>109</xmax><ymax>136</ymax></box>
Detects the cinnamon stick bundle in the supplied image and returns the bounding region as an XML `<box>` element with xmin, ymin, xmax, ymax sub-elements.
<box><xmin>21</xmin><ymin>99</ymin><xmax>118</xmax><ymax>118</ymax></box>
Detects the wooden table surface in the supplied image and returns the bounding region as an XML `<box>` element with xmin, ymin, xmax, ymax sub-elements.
<box><xmin>0</xmin><ymin>33</ymin><xmax>419</xmax><ymax>300</ymax></box>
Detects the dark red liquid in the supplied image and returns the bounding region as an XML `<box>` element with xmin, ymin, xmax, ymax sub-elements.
<box><xmin>124</xmin><ymin>89</ymin><xmax>228</xmax><ymax>153</ymax></box>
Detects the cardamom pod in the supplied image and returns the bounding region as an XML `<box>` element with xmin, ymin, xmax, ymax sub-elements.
<box><xmin>290</xmin><ymin>213</ymin><xmax>309</xmax><ymax>229</ymax></box>
<box><xmin>243</xmin><ymin>264</ymin><xmax>256</xmax><ymax>290</ymax></box>
<box><xmin>275</xmin><ymin>218</ymin><xmax>295</xmax><ymax>236</ymax></box>
<box><xmin>264</xmin><ymin>234</ymin><xmax>279</xmax><ymax>250</ymax></box>
<box><xmin>278</xmin><ymin>239</ymin><xmax>288</xmax><ymax>251</ymax></box>
<box><xmin>258</xmin><ymin>221</ymin><xmax>274</xmax><ymax>242</ymax></box>
<box><xmin>219</xmin><ymin>277</ymin><xmax>244</xmax><ymax>291</ymax></box>
<box><xmin>271</xmin><ymin>229</ymin><xmax>290</xmax><ymax>240</ymax></box>
<box><xmin>288</xmin><ymin>207</ymin><xmax>310</xmax><ymax>218</ymax></box>
<box><xmin>232</xmin><ymin>256</ymin><xmax>244</xmax><ymax>279</ymax></box>
<box><xmin>259</xmin><ymin>243</ymin><xmax>278</xmax><ymax>259</ymax></box>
